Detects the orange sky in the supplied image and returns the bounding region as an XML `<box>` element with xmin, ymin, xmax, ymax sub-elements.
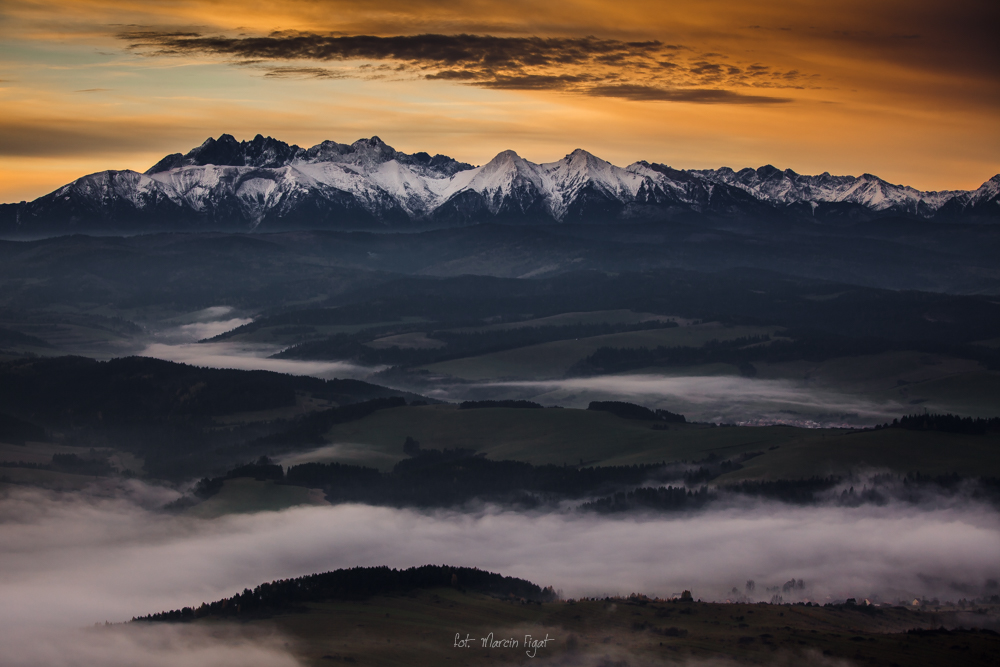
<box><xmin>1</xmin><ymin>0</ymin><xmax>997</xmax><ymax>202</ymax></box>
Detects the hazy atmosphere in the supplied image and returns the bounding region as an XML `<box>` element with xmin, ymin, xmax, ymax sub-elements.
<box><xmin>4</xmin><ymin>486</ymin><xmax>998</xmax><ymax>624</ymax></box>
<box><xmin>1</xmin><ymin>1</ymin><xmax>998</xmax><ymax>665</ymax></box>
<box><xmin>2</xmin><ymin>0</ymin><xmax>998</xmax><ymax>202</ymax></box>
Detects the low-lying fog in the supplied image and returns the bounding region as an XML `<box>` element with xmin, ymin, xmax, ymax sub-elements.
<box><xmin>125</xmin><ymin>306</ymin><xmax>924</xmax><ymax>426</ymax></box>
<box><xmin>133</xmin><ymin>307</ymin><xmax>380</xmax><ymax>380</ymax></box>
<box><xmin>1</xmin><ymin>484</ymin><xmax>996</xmax><ymax>632</ymax></box>
<box><xmin>139</xmin><ymin>341</ymin><xmax>377</xmax><ymax>380</ymax></box>
<box><xmin>138</xmin><ymin>325</ymin><xmax>904</xmax><ymax>427</ymax></box>
<box><xmin>2</xmin><ymin>482</ymin><xmax>996</xmax><ymax>664</ymax></box>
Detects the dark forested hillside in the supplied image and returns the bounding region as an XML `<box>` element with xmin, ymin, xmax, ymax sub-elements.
<box><xmin>0</xmin><ymin>356</ymin><xmax>423</xmax><ymax>424</ymax></box>
<box><xmin>569</xmin><ymin>332</ymin><xmax>1000</xmax><ymax>376</ymax></box>
<box><xmin>0</xmin><ymin>356</ymin><xmax>429</xmax><ymax>478</ymax></box>
<box><xmin>134</xmin><ymin>564</ymin><xmax>557</xmax><ymax>621</ymax></box>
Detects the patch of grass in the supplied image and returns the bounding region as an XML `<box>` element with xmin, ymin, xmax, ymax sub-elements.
<box><xmin>367</xmin><ymin>332</ymin><xmax>446</xmax><ymax>350</ymax></box>
<box><xmin>716</xmin><ymin>427</ymin><xmax>1000</xmax><ymax>481</ymax></box>
<box><xmin>0</xmin><ymin>466</ymin><xmax>104</xmax><ymax>490</ymax></box>
<box><xmin>422</xmin><ymin>323</ymin><xmax>781</xmax><ymax>380</ymax></box>
<box><xmin>319</xmin><ymin>405</ymin><xmax>797</xmax><ymax>470</ymax></box>
<box><xmin>316</xmin><ymin>405</ymin><xmax>1000</xmax><ymax>477</ymax></box>
<box><xmin>186</xmin><ymin>478</ymin><xmax>327</xmax><ymax>518</ymax></box>
<box><xmin>222</xmin><ymin>321</ymin><xmax>415</xmax><ymax>345</ymax></box>
<box><xmin>449</xmin><ymin>309</ymin><xmax>683</xmax><ymax>332</ymax></box>
<box><xmin>877</xmin><ymin>371</ymin><xmax>1000</xmax><ymax>418</ymax></box>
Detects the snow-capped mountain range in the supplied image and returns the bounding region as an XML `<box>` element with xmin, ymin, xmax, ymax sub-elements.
<box><xmin>2</xmin><ymin>134</ymin><xmax>997</xmax><ymax>233</ymax></box>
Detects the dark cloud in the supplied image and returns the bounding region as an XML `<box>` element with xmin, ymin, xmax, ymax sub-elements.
<box><xmin>586</xmin><ymin>85</ymin><xmax>791</xmax><ymax>104</ymax></box>
<box><xmin>689</xmin><ymin>62</ymin><xmax>723</xmax><ymax>76</ymax></box>
<box><xmin>425</xmin><ymin>69</ymin><xmax>482</xmax><ymax>81</ymax></box>
<box><xmin>262</xmin><ymin>67</ymin><xmax>347</xmax><ymax>79</ymax></box>
<box><xmin>119</xmin><ymin>31</ymin><xmax>812</xmax><ymax>104</ymax></box>
<box><xmin>120</xmin><ymin>31</ymin><xmax>664</xmax><ymax>70</ymax></box>
<box><xmin>475</xmin><ymin>74</ymin><xmax>592</xmax><ymax>90</ymax></box>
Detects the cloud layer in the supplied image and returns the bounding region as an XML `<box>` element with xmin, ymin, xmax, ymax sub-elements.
<box><xmin>1</xmin><ymin>485</ymin><xmax>996</xmax><ymax>633</ymax></box>
<box><xmin>120</xmin><ymin>31</ymin><xmax>798</xmax><ymax>104</ymax></box>
<box><xmin>0</xmin><ymin>624</ymin><xmax>302</xmax><ymax>667</ymax></box>
<box><xmin>1</xmin><ymin>0</ymin><xmax>997</xmax><ymax>204</ymax></box>
<box><xmin>139</xmin><ymin>341</ymin><xmax>378</xmax><ymax>380</ymax></box>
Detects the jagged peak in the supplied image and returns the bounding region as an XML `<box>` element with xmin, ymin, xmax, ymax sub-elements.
<box><xmin>564</xmin><ymin>148</ymin><xmax>602</xmax><ymax>162</ymax></box>
<box><xmin>31</xmin><ymin>135</ymin><xmax>998</xmax><ymax>227</ymax></box>
<box><xmin>490</xmin><ymin>149</ymin><xmax>524</xmax><ymax>164</ymax></box>
<box><xmin>479</xmin><ymin>150</ymin><xmax>534</xmax><ymax>173</ymax></box>
<box><xmin>351</xmin><ymin>136</ymin><xmax>393</xmax><ymax>151</ymax></box>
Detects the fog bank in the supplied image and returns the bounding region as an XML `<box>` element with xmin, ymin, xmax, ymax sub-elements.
<box><xmin>1</xmin><ymin>486</ymin><xmax>996</xmax><ymax>633</ymax></box>
<box><xmin>0</xmin><ymin>623</ymin><xmax>301</xmax><ymax>667</ymax></box>
<box><xmin>139</xmin><ymin>341</ymin><xmax>377</xmax><ymax>380</ymax></box>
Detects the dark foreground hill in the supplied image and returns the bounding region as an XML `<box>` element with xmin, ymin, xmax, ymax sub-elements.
<box><xmin>129</xmin><ymin>564</ymin><xmax>1000</xmax><ymax>667</ymax></box>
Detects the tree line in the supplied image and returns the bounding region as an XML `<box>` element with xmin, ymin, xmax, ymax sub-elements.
<box><xmin>133</xmin><ymin>565</ymin><xmax>557</xmax><ymax>622</ymax></box>
<box><xmin>277</xmin><ymin>320</ymin><xmax>678</xmax><ymax>365</ymax></box>
<box><xmin>874</xmin><ymin>413</ymin><xmax>1000</xmax><ymax>435</ymax></box>
<box><xmin>587</xmin><ymin>401</ymin><xmax>686</xmax><ymax>423</ymax></box>
<box><xmin>569</xmin><ymin>331</ymin><xmax>1000</xmax><ymax>376</ymax></box>
<box><xmin>195</xmin><ymin>443</ymin><xmax>762</xmax><ymax>508</ymax></box>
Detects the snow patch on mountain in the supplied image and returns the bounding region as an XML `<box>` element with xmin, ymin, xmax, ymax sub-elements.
<box><xmin>691</xmin><ymin>165</ymin><xmax>968</xmax><ymax>216</ymax></box>
<box><xmin>6</xmin><ymin>134</ymin><xmax>998</xmax><ymax>232</ymax></box>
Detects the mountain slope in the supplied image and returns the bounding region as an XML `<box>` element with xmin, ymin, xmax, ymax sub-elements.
<box><xmin>1</xmin><ymin>134</ymin><xmax>996</xmax><ymax>234</ymax></box>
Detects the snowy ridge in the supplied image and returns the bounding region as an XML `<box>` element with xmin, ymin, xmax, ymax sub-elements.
<box><xmin>690</xmin><ymin>166</ymin><xmax>968</xmax><ymax>216</ymax></box>
<box><xmin>5</xmin><ymin>134</ymin><xmax>998</xmax><ymax>232</ymax></box>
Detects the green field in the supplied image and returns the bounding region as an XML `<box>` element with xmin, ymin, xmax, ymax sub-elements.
<box><xmin>180</xmin><ymin>587</ymin><xmax>1000</xmax><ymax>666</ymax></box>
<box><xmin>716</xmin><ymin>428</ymin><xmax>1000</xmax><ymax>482</ymax></box>
<box><xmin>317</xmin><ymin>404</ymin><xmax>798</xmax><ymax>469</ymax></box>
<box><xmin>0</xmin><ymin>466</ymin><xmax>104</xmax><ymax>490</ymax></box>
<box><xmin>222</xmin><ymin>317</ymin><xmax>430</xmax><ymax>345</ymax></box>
<box><xmin>367</xmin><ymin>332</ymin><xmax>446</xmax><ymax>350</ymax></box>
<box><xmin>0</xmin><ymin>441</ymin><xmax>145</xmax><ymax>489</ymax></box>
<box><xmin>422</xmin><ymin>323</ymin><xmax>781</xmax><ymax>380</ymax></box>
<box><xmin>449</xmin><ymin>309</ymin><xmax>685</xmax><ymax>332</ymax></box>
<box><xmin>308</xmin><ymin>404</ymin><xmax>1000</xmax><ymax>477</ymax></box>
<box><xmin>186</xmin><ymin>478</ymin><xmax>328</xmax><ymax>518</ymax></box>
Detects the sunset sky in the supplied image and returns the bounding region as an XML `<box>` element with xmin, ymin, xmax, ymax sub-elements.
<box><xmin>1</xmin><ymin>0</ymin><xmax>997</xmax><ymax>202</ymax></box>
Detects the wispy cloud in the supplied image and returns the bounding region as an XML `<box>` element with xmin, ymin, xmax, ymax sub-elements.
<box><xmin>0</xmin><ymin>485</ymin><xmax>996</xmax><ymax>635</ymax></box>
<box><xmin>1</xmin><ymin>623</ymin><xmax>302</xmax><ymax>667</ymax></box>
<box><xmin>118</xmin><ymin>31</ymin><xmax>802</xmax><ymax>104</ymax></box>
<box><xmin>139</xmin><ymin>341</ymin><xmax>379</xmax><ymax>379</ymax></box>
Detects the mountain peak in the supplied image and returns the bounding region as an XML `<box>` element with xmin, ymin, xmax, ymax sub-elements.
<box><xmin>566</xmin><ymin>148</ymin><xmax>598</xmax><ymax>161</ymax></box>
<box><xmin>493</xmin><ymin>149</ymin><xmax>522</xmax><ymax>162</ymax></box>
<box><xmin>146</xmin><ymin>134</ymin><xmax>299</xmax><ymax>173</ymax></box>
<box><xmin>20</xmin><ymin>134</ymin><xmax>997</xmax><ymax>232</ymax></box>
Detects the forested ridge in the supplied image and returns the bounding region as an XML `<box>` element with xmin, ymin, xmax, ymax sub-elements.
<box><xmin>197</xmin><ymin>444</ymin><xmax>1000</xmax><ymax>511</ymax></box>
<box><xmin>276</xmin><ymin>319</ymin><xmax>677</xmax><ymax>364</ymax></box>
<box><xmin>133</xmin><ymin>565</ymin><xmax>557</xmax><ymax>621</ymax></box>
<box><xmin>0</xmin><ymin>356</ymin><xmax>425</xmax><ymax>479</ymax></box>
<box><xmin>569</xmin><ymin>331</ymin><xmax>1000</xmax><ymax>376</ymax></box>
